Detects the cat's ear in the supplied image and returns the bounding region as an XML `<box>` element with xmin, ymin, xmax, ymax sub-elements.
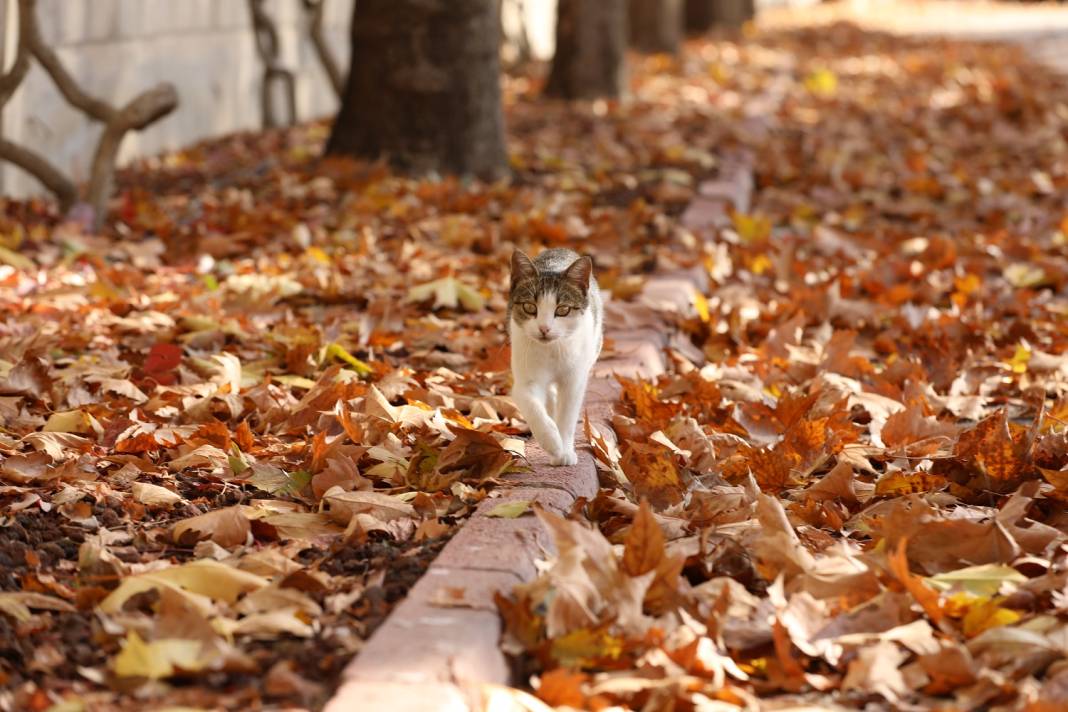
<box><xmin>511</xmin><ymin>250</ymin><xmax>537</xmax><ymax>290</ymax></box>
<box><xmin>563</xmin><ymin>256</ymin><xmax>593</xmax><ymax>296</ymax></box>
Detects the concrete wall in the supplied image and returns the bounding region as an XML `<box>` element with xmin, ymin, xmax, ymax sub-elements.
<box><xmin>0</xmin><ymin>0</ymin><xmax>351</xmax><ymax>199</ymax></box>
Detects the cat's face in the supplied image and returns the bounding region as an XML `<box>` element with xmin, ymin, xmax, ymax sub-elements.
<box><xmin>509</xmin><ymin>251</ymin><xmax>592</xmax><ymax>343</ymax></box>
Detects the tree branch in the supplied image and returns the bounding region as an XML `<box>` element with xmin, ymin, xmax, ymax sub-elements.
<box><xmin>85</xmin><ymin>84</ymin><xmax>178</xmax><ymax>219</ymax></box>
<box><xmin>18</xmin><ymin>0</ymin><xmax>116</xmax><ymax>122</ymax></box>
<box><xmin>0</xmin><ymin>0</ymin><xmax>179</xmax><ymax>229</ymax></box>
<box><xmin>0</xmin><ymin>1</ymin><xmax>31</xmax><ymax>107</ymax></box>
<box><xmin>248</xmin><ymin>0</ymin><xmax>297</xmax><ymax>128</ymax></box>
<box><xmin>302</xmin><ymin>0</ymin><xmax>344</xmax><ymax>97</ymax></box>
<box><xmin>0</xmin><ymin>137</ymin><xmax>77</xmax><ymax>211</ymax></box>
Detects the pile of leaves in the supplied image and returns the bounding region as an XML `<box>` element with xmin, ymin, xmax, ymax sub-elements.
<box><xmin>496</xmin><ymin>22</ymin><xmax>1068</xmax><ymax>711</ymax></box>
<box><xmin>0</xmin><ymin>16</ymin><xmax>741</xmax><ymax>705</ymax></box>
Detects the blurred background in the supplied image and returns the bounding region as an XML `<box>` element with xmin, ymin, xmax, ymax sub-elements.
<box><xmin>5</xmin><ymin>0</ymin><xmax>1068</xmax><ymax>201</ymax></box>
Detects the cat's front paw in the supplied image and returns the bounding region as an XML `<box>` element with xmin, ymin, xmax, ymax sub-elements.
<box><xmin>548</xmin><ymin>449</ymin><xmax>578</xmax><ymax>467</ymax></box>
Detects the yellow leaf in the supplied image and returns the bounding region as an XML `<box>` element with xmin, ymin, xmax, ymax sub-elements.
<box><xmin>305</xmin><ymin>246</ymin><xmax>331</xmax><ymax>264</ymax></box>
<box><xmin>484</xmin><ymin>500</ymin><xmax>532</xmax><ymax>518</ymax></box>
<box><xmin>550</xmin><ymin>627</ymin><xmax>623</xmax><ymax>668</ymax></box>
<box><xmin>1007</xmin><ymin>343</ymin><xmax>1031</xmax><ymax>374</ymax></box>
<box><xmin>962</xmin><ymin>599</ymin><xmax>1021</xmax><ymax>637</ymax></box>
<box><xmin>407</xmin><ymin>276</ymin><xmax>486</xmax><ymax>312</ymax></box>
<box><xmin>273</xmin><ymin>374</ymin><xmax>318</xmax><ymax>390</ymax></box>
<box><xmin>113</xmin><ymin>631</ymin><xmax>205</xmax><ymax>679</ymax></box>
<box><xmin>748</xmin><ymin>253</ymin><xmax>772</xmax><ymax>275</ymax></box>
<box><xmin>43</xmin><ymin>409</ymin><xmax>96</xmax><ymax>435</ymax></box>
<box><xmin>100</xmin><ymin>560</ymin><xmax>268</xmax><ymax>614</ymax></box>
<box><xmin>732</xmin><ymin>213</ymin><xmax>771</xmax><ymax>243</ymax></box>
<box><xmin>1004</xmin><ymin>263</ymin><xmax>1049</xmax><ymax>288</ymax></box>
<box><xmin>323</xmin><ymin>342</ymin><xmax>372</xmax><ymax>376</ymax></box>
<box><xmin>804</xmin><ymin>68</ymin><xmax>838</xmax><ymax>96</ymax></box>
<box><xmin>693</xmin><ymin>291</ymin><xmax>711</xmax><ymax>323</ymax></box>
<box><xmin>926</xmin><ymin>564</ymin><xmax>1026</xmax><ymax>598</ymax></box>
<box><xmin>0</xmin><ymin>245</ymin><xmax>34</xmax><ymax>271</ymax></box>
<box><xmin>0</xmin><ymin>592</ymin><xmax>76</xmax><ymax>622</ymax></box>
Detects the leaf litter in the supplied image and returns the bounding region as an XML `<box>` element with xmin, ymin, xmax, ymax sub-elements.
<box><xmin>494</xmin><ymin>21</ymin><xmax>1068</xmax><ymax>712</ymax></box>
<box><xmin>1</xmin><ymin>17</ymin><xmax>1068</xmax><ymax>712</ymax></box>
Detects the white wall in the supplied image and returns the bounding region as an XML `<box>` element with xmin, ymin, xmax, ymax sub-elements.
<box><xmin>0</xmin><ymin>0</ymin><xmax>351</xmax><ymax>199</ymax></box>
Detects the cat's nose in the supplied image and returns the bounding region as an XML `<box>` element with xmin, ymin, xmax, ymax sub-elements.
<box><xmin>539</xmin><ymin>325</ymin><xmax>550</xmax><ymax>336</ymax></box>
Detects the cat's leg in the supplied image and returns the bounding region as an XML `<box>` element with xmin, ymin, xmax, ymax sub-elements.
<box><xmin>546</xmin><ymin>383</ymin><xmax>559</xmax><ymax>424</ymax></box>
<box><xmin>549</xmin><ymin>370</ymin><xmax>588</xmax><ymax>467</ymax></box>
<box><xmin>512</xmin><ymin>380</ymin><xmax>565</xmax><ymax>461</ymax></box>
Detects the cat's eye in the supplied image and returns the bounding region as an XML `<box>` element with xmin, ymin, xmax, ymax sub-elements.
<box><xmin>522</xmin><ymin>302</ymin><xmax>537</xmax><ymax>315</ymax></box>
<box><xmin>555</xmin><ymin>306</ymin><xmax>571</xmax><ymax>317</ymax></box>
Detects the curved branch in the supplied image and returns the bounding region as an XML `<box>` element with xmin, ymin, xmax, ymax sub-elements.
<box><xmin>302</xmin><ymin>0</ymin><xmax>344</xmax><ymax>97</ymax></box>
<box><xmin>85</xmin><ymin>84</ymin><xmax>178</xmax><ymax>224</ymax></box>
<box><xmin>0</xmin><ymin>137</ymin><xmax>77</xmax><ymax>211</ymax></box>
<box><xmin>0</xmin><ymin>1</ymin><xmax>31</xmax><ymax>107</ymax></box>
<box><xmin>0</xmin><ymin>0</ymin><xmax>178</xmax><ymax>228</ymax></box>
<box><xmin>19</xmin><ymin>0</ymin><xmax>116</xmax><ymax>123</ymax></box>
<box><xmin>247</xmin><ymin>0</ymin><xmax>297</xmax><ymax>128</ymax></box>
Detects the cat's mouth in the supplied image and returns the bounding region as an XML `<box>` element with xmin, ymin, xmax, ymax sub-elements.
<box><xmin>537</xmin><ymin>334</ymin><xmax>556</xmax><ymax>343</ymax></box>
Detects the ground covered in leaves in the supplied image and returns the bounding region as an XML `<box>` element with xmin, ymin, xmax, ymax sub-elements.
<box><xmin>493</xmin><ymin>21</ymin><xmax>1068</xmax><ymax>712</ymax></box>
<box><xmin>1</xmin><ymin>16</ymin><xmax>1068</xmax><ymax>712</ymax></box>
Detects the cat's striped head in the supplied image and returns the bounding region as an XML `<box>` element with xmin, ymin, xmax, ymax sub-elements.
<box><xmin>509</xmin><ymin>249</ymin><xmax>592</xmax><ymax>343</ymax></box>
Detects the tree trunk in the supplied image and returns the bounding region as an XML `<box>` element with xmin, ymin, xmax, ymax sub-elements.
<box><xmin>684</xmin><ymin>0</ymin><xmax>716</xmax><ymax>35</ymax></box>
<box><xmin>326</xmin><ymin>0</ymin><xmax>507</xmax><ymax>180</ymax></box>
<box><xmin>628</xmin><ymin>0</ymin><xmax>682</xmax><ymax>54</ymax></box>
<box><xmin>545</xmin><ymin>0</ymin><xmax>627</xmax><ymax>100</ymax></box>
<box><xmin>686</xmin><ymin>0</ymin><xmax>754</xmax><ymax>34</ymax></box>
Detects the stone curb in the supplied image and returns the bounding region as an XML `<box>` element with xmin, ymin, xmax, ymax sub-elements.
<box><xmin>325</xmin><ymin>383</ymin><xmax>616</xmax><ymax>711</ymax></box>
<box><xmin>326</xmin><ymin>162</ymin><xmax>754</xmax><ymax>711</ymax></box>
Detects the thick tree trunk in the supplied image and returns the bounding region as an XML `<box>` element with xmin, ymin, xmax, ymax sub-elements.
<box><xmin>685</xmin><ymin>0</ymin><xmax>716</xmax><ymax>35</ymax></box>
<box><xmin>326</xmin><ymin>0</ymin><xmax>507</xmax><ymax>180</ymax></box>
<box><xmin>629</xmin><ymin>0</ymin><xmax>682</xmax><ymax>54</ymax></box>
<box><xmin>686</xmin><ymin>0</ymin><xmax>755</xmax><ymax>34</ymax></box>
<box><xmin>545</xmin><ymin>0</ymin><xmax>627</xmax><ymax>100</ymax></box>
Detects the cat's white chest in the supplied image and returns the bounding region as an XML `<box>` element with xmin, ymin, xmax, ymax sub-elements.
<box><xmin>509</xmin><ymin>311</ymin><xmax>598</xmax><ymax>377</ymax></box>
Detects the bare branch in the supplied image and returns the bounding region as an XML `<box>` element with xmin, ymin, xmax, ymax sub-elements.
<box><xmin>18</xmin><ymin>0</ymin><xmax>116</xmax><ymax>122</ymax></box>
<box><xmin>0</xmin><ymin>0</ymin><xmax>178</xmax><ymax>230</ymax></box>
<box><xmin>302</xmin><ymin>0</ymin><xmax>344</xmax><ymax>97</ymax></box>
<box><xmin>248</xmin><ymin>0</ymin><xmax>297</xmax><ymax>128</ymax></box>
<box><xmin>0</xmin><ymin>137</ymin><xmax>77</xmax><ymax>211</ymax></box>
<box><xmin>86</xmin><ymin>84</ymin><xmax>178</xmax><ymax>221</ymax></box>
<box><xmin>0</xmin><ymin>1</ymin><xmax>31</xmax><ymax>107</ymax></box>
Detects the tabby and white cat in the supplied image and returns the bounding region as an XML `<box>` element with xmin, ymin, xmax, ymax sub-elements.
<box><xmin>509</xmin><ymin>248</ymin><xmax>603</xmax><ymax>466</ymax></box>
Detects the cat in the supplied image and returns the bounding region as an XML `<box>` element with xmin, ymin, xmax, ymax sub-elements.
<box><xmin>509</xmin><ymin>248</ymin><xmax>603</xmax><ymax>466</ymax></box>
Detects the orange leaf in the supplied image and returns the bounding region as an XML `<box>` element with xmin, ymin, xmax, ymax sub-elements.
<box><xmin>619</xmin><ymin>441</ymin><xmax>688</xmax><ymax>508</ymax></box>
<box><xmin>535</xmin><ymin>668</ymin><xmax>588</xmax><ymax>708</ymax></box>
<box><xmin>622</xmin><ymin>499</ymin><xmax>664</xmax><ymax>577</ymax></box>
<box><xmin>887</xmin><ymin>538</ymin><xmax>944</xmax><ymax>624</ymax></box>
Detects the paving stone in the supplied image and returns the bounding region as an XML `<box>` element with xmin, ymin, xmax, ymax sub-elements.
<box><xmin>325</xmin><ymin>680</ymin><xmax>471</xmax><ymax>712</ymax></box>
<box><xmin>592</xmin><ymin>340</ymin><xmax>666</xmax><ymax>380</ymax></box>
<box><xmin>603</xmin><ymin>300</ymin><xmax>666</xmax><ymax>332</ymax></box>
<box><xmin>499</xmin><ymin>444</ymin><xmax>598</xmax><ymax>501</ymax></box>
<box><xmin>342</xmin><ymin>599</ymin><xmax>509</xmax><ymax>687</ymax></box>
<box><xmin>607</xmin><ymin>327</ymin><xmax>668</xmax><ymax>354</ymax></box>
<box><xmin>475</xmin><ymin>486</ymin><xmax>574</xmax><ymax>517</ymax></box>
<box><xmin>431</xmin><ymin>514</ymin><xmax>553</xmax><ymax>581</ymax></box>
<box><xmin>586</xmin><ymin>377</ymin><xmax>621</xmax><ymax>407</ymax></box>
<box><xmin>639</xmin><ymin>277</ymin><xmax>702</xmax><ymax>317</ymax></box>
<box><xmin>409</xmin><ymin>567</ymin><xmax>522</xmax><ymax>613</ymax></box>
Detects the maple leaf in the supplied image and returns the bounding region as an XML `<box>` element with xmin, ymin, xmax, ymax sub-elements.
<box><xmin>887</xmin><ymin>538</ymin><xmax>944</xmax><ymax>624</ymax></box>
<box><xmin>619</xmin><ymin>441</ymin><xmax>688</xmax><ymax>508</ymax></box>
<box><xmin>406</xmin><ymin>276</ymin><xmax>485</xmax><ymax>311</ymax></box>
<box><xmin>434</xmin><ymin>426</ymin><xmax>515</xmax><ymax>485</ymax></box>
<box><xmin>622</xmin><ymin>499</ymin><xmax>664</xmax><ymax>577</ymax></box>
<box><xmin>173</xmin><ymin>506</ymin><xmax>252</xmax><ymax>548</ymax></box>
